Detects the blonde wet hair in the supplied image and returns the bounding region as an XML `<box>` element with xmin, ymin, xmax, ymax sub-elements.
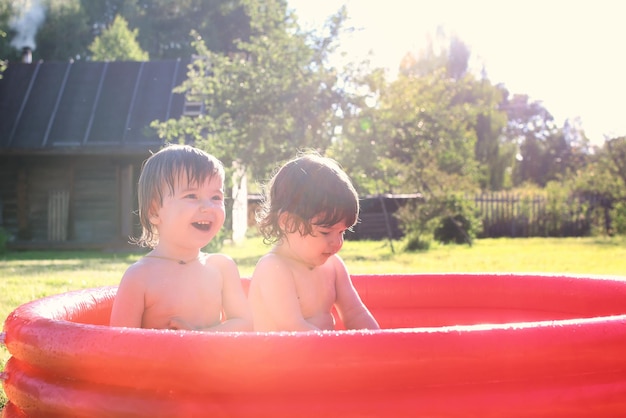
<box><xmin>134</xmin><ymin>144</ymin><xmax>224</xmax><ymax>248</ymax></box>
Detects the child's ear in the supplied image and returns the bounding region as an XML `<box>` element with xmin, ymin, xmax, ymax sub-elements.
<box><xmin>148</xmin><ymin>205</ymin><xmax>161</xmax><ymax>225</ymax></box>
<box><xmin>278</xmin><ymin>211</ymin><xmax>305</xmax><ymax>235</ymax></box>
<box><xmin>278</xmin><ymin>211</ymin><xmax>289</xmax><ymax>228</ymax></box>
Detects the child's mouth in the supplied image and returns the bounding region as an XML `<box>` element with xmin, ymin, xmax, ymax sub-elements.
<box><xmin>192</xmin><ymin>221</ymin><xmax>212</xmax><ymax>231</ymax></box>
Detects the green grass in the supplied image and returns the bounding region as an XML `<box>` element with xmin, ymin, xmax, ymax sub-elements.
<box><xmin>2</xmin><ymin>236</ymin><xmax>626</xmax><ymax>409</ymax></box>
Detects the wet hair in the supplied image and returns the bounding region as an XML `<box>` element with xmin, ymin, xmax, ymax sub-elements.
<box><xmin>134</xmin><ymin>144</ymin><xmax>225</xmax><ymax>248</ymax></box>
<box><xmin>256</xmin><ymin>153</ymin><xmax>359</xmax><ymax>243</ymax></box>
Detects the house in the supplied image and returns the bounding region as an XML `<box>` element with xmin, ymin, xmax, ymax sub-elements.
<box><xmin>0</xmin><ymin>57</ymin><xmax>193</xmax><ymax>250</ymax></box>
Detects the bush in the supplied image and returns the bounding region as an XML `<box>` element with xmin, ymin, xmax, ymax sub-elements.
<box><xmin>432</xmin><ymin>195</ymin><xmax>482</xmax><ymax>245</ymax></box>
<box><xmin>404</xmin><ymin>233</ymin><xmax>431</xmax><ymax>252</ymax></box>
<box><xmin>202</xmin><ymin>228</ymin><xmax>226</xmax><ymax>253</ymax></box>
<box><xmin>434</xmin><ymin>215</ymin><xmax>473</xmax><ymax>244</ymax></box>
<box><xmin>611</xmin><ymin>200</ymin><xmax>626</xmax><ymax>235</ymax></box>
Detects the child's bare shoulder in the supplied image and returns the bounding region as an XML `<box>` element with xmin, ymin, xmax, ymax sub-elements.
<box><xmin>203</xmin><ymin>252</ymin><xmax>236</xmax><ymax>268</ymax></box>
<box><xmin>123</xmin><ymin>257</ymin><xmax>153</xmax><ymax>278</ymax></box>
<box><xmin>202</xmin><ymin>252</ymin><xmax>239</xmax><ymax>279</ymax></box>
<box><xmin>252</xmin><ymin>252</ymin><xmax>294</xmax><ymax>284</ymax></box>
<box><xmin>117</xmin><ymin>258</ymin><xmax>154</xmax><ymax>290</ymax></box>
<box><xmin>256</xmin><ymin>251</ymin><xmax>290</xmax><ymax>269</ymax></box>
<box><xmin>204</xmin><ymin>252</ymin><xmax>234</xmax><ymax>262</ymax></box>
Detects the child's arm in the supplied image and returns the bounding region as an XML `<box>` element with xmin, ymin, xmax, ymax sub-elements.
<box><xmin>332</xmin><ymin>255</ymin><xmax>380</xmax><ymax>330</ymax></box>
<box><xmin>109</xmin><ymin>266</ymin><xmax>147</xmax><ymax>328</ymax></box>
<box><xmin>251</xmin><ymin>255</ymin><xmax>322</xmax><ymax>331</ymax></box>
<box><xmin>206</xmin><ymin>254</ymin><xmax>252</xmax><ymax>332</ymax></box>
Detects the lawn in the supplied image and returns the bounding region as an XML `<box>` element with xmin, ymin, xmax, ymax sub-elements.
<box><xmin>2</xmin><ymin>235</ymin><xmax>626</xmax><ymax>409</ymax></box>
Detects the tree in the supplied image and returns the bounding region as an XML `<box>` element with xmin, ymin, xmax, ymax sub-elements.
<box><xmin>564</xmin><ymin>137</ymin><xmax>626</xmax><ymax>235</ymax></box>
<box><xmin>398</xmin><ymin>33</ymin><xmax>510</xmax><ymax>191</ymax></box>
<box><xmin>35</xmin><ymin>0</ymin><xmax>90</xmax><ymax>61</ymax></box>
<box><xmin>606</xmin><ymin>136</ymin><xmax>626</xmax><ymax>189</ymax></box>
<box><xmin>328</xmin><ymin>66</ymin><xmax>403</xmax><ymax>196</ymax></box>
<box><xmin>152</xmin><ymin>0</ymin><xmax>350</xmax><ymax>181</ymax></box>
<box><xmin>335</xmin><ymin>31</ymin><xmax>517</xmax><ymax>245</ymax></box>
<box><xmin>499</xmin><ymin>92</ymin><xmax>589</xmax><ymax>187</ymax></box>
<box><xmin>334</xmin><ymin>65</ymin><xmax>487</xmax><ymax>246</ymax></box>
<box><xmin>0</xmin><ymin>0</ymin><xmax>14</xmax><ymax>62</ymax></box>
<box><xmin>0</xmin><ymin>24</ymin><xmax>6</xmax><ymax>77</ymax></box>
<box><xmin>81</xmin><ymin>0</ymin><xmax>251</xmax><ymax>60</ymax></box>
<box><xmin>0</xmin><ymin>0</ymin><xmax>252</xmax><ymax>62</ymax></box>
<box><xmin>398</xmin><ymin>27</ymin><xmax>449</xmax><ymax>78</ymax></box>
<box><xmin>88</xmin><ymin>14</ymin><xmax>148</xmax><ymax>61</ymax></box>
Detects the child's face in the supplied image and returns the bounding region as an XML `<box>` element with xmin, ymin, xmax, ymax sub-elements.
<box><xmin>151</xmin><ymin>173</ymin><xmax>225</xmax><ymax>250</ymax></box>
<box><xmin>283</xmin><ymin>217</ymin><xmax>348</xmax><ymax>268</ymax></box>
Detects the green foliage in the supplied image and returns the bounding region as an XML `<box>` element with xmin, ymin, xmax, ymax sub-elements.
<box><xmin>0</xmin><ymin>0</ymin><xmax>19</xmax><ymax>60</ymax></box>
<box><xmin>152</xmin><ymin>0</ymin><xmax>350</xmax><ymax>181</ymax></box>
<box><xmin>499</xmin><ymin>93</ymin><xmax>589</xmax><ymax>188</ymax></box>
<box><xmin>403</xmin><ymin>233</ymin><xmax>431</xmax><ymax>252</ymax></box>
<box><xmin>606</xmin><ymin>136</ymin><xmax>626</xmax><ymax>189</ymax></box>
<box><xmin>335</xmin><ymin>31</ymin><xmax>512</xmax><ymax>201</ymax></box>
<box><xmin>0</xmin><ymin>0</ymin><xmax>251</xmax><ymax>62</ymax></box>
<box><xmin>543</xmin><ymin>181</ymin><xmax>590</xmax><ymax>236</ymax></box>
<box><xmin>0</xmin><ymin>18</ymin><xmax>5</xmax><ymax>77</ymax></box>
<box><xmin>612</xmin><ymin>201</ymin><xmax>626</xmax><ymax>235</ymax></box>
<box><xmin>433</xmin><ymin>194</ymin><xmax>482</xmax><ymax>245</ymax></box>
<box><xmin>559</xmin><ymin>137</ymin><xmax>626</xmax><ymax>235</ymax></box>
<box><xmin>203</xmin><ymin>228</ymin><xmax>225</xmax><ymax>253</ymax></box>
<box><xmin>35</xmin><ymin>0</ymin><xmax>91</xmax><ymax>61</ymax></box>
<box><xmin>81</xmin><ymin>0</ymin><xmax>251</xmax><ymax>60</ymax></box>
<box><xmin>88</xmin><ymin>15</ymin><xmax>148</xmax><ymax>61</ymax></box>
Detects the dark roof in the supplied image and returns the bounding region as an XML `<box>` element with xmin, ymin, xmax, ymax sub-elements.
<box><xmin>0</xmin><ymin>58</ymin><xmax>190</xmax><ymax>155</ymax></box>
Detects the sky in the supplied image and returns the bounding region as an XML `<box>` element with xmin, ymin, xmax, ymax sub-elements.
<box><xmin>287</xmin><ymin>0</ymin><xmax>626</xmax><ymax>145</ymax></box>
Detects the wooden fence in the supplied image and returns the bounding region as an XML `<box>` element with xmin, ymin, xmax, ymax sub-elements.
<box><xmin>471</xmin><ymin>192</ymin><xmax>595</xmax><ymax>238</ymax></box>
<box><xmin>349</xmin><ymin>192</ymin><xmax>603</xmax><ymax>241</ymax></box>
<box><xmin>249</xmin><ymin>193</ymin><xmax>605</xmax><ymax>241</ymax></box>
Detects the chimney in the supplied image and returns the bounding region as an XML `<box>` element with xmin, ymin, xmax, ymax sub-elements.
<box><xmin>21</xmin><ymin>46</ymin><xmax>32</xmax><ymax>64</ymax></box>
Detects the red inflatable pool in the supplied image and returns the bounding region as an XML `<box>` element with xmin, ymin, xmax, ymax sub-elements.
<box><xmin>3</xmin><ymin>273</ymin><xmax>626</xmax><ymax>417</ymax></box>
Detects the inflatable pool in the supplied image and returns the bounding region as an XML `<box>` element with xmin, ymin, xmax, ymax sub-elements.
<box><xmin>3</xmin><ymin>273</ymin><xmax>626</xmax><ymax>417</ymax></box>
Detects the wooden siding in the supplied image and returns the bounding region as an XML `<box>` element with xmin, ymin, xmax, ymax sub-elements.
<box><xmin>349</xmin><ymin>195</ymin><xmax>418</xmax><ymax>240</ymax></box>
<box><xmin>72</xmin><ymin>164</ymin><xmax>118</xmax><ymax>242</ymax></box>
<box><xmin>0</xmin><ymin>160</ymin><xmax>19</xmax><ymax>235</ymax></box>
<box><xmin>0</xmin><ymin>155</ymin><xmax>145</xmax><ymax>249</ymax></box>
<box><xmin>27</xmin><ymin>161</ymin><xmax>72</xmax><ymax>241</ymax></box>
<box><xmin>48</xmin><ymin>189</ymin><xmax>69</xmax><ymax>241</ymax></box>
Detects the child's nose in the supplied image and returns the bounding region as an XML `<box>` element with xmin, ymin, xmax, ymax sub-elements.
<box><xmin>200</xmin><ymin>199</ymin><xmax>219</xmax><ymax>211</ymax></box>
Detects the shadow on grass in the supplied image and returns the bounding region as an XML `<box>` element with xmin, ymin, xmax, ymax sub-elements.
<box><xmin>586</xmin><ymin>236</ymin><xmax>626</xmax><ymax>247</ymax></box>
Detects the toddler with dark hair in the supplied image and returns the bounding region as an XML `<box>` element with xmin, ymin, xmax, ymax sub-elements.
<box><xmin>249</xmin><ymin>153</ymin><xmax>379</xmax><ymax>332</ymax></box>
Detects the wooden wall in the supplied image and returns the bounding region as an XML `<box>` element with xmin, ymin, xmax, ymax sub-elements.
<box><xmin>0</xmin><ymin>155</ymin><xmax>142</xmax><ymax>249</ymax></box>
